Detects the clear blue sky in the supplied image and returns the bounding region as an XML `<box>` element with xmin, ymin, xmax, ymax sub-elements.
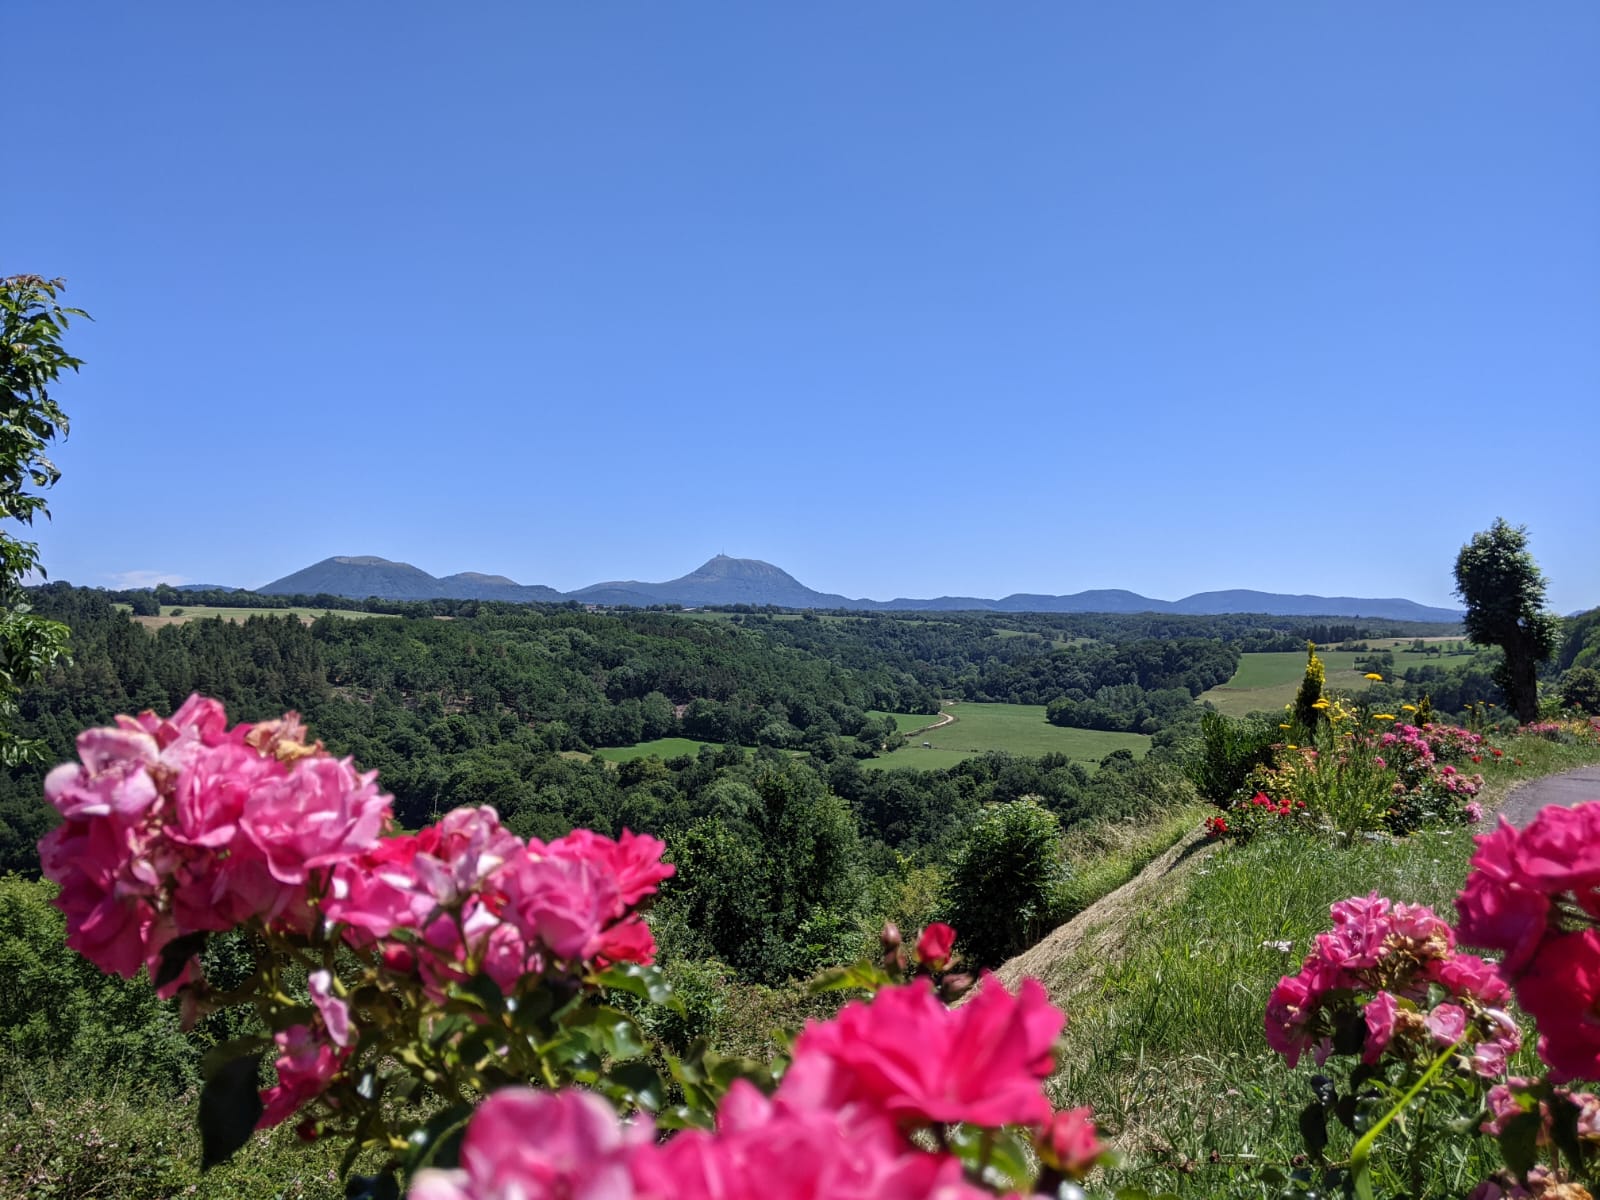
<box><xmin>9</xmin><ymin>5</ymin><xmax>1598</xmax><ymax>610</ymax></box>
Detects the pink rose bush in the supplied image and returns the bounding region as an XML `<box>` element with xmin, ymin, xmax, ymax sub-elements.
<box><xmin>38</xmin><ymin>698</ymin><xmax>1105</xmax><ymax>1199</ymax></box>
<box><xmin>1266</xmin><ymin>800</ymin><xmax>1600</xmax><ymax>1196</ymax></box>
<box><xmin>412</xmin><ymin>972</ymin><xmax>1081</xmax><ymax>1200</ymax></box>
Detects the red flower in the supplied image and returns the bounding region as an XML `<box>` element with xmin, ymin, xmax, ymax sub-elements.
<box><xmin>914</xmin><ymin>923</ymin><xmax>957</xmax><ymax>970</ymax></box>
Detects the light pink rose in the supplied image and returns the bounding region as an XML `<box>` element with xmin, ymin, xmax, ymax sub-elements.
<box><xmin>44</xmin><ymin>727</ymin><xmax>159</xmax><ymax>820</ymax></box>
<box><xmin>409</xmin><ymin>1088</ymin><xmax>653</xmax><ymax>1200</ymax></box>
<box><xmin>308</xmin><ymin>970</ymin><xmax>352</xmax><ymax>1048</ymax></box>
<box><xmin>1424</xmin><ymin>1002</ymin><xmax>1468</xmax><ymax>1047</ymax></box>
<box><xmin>240</xmin><ymin>755</ymin><xmax>391</xmax><ymax>886</ymax></box>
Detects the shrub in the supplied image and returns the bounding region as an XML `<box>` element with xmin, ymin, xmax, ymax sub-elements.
<box><xmin>1193</xmin><ymin>710</ymin><xmax>1279</xmax><ymax>804</ymax></box>
<box><xmin>941</xmin><ymin>797</ymin><xmax>1070</xmax><ymax>968</ymax></box>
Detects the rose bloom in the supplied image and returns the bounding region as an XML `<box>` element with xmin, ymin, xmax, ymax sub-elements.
<box><xmin>410</xmin><ymin>1088</ymin><xmax>653</xmax><ymax>1200</ymax></box>
<box><xmin>1514</xmin><ymin>929</ymin><xmax>1600</xmax><ymax>1083</ymax></box>
<box><xmin>780</xmin><ymin>975</ymin><xmax>1063</xmax><ymax>1130</ymax></box>
<box><xmin>915</xmin><ymin>923</ymin><xmax>957</xmax><ymax>969</ymax></box>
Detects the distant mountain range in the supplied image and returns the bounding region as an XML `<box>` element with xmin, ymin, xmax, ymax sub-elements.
<box><xmin>245</xmin><ymin>554</ymin><xmax>1465</xmax><ymax>622</ymax></box>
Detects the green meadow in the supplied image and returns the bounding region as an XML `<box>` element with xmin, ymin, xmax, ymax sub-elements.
<box><xmin>863</xmin><ymin>702</ymin><xmax>1150</xmax><ymax>771</ymax></box>
<box><xmin>1197</xmin><ymin>649</ymin><xmax>1378</xmax><ymax>717</ymax></box>
<box><xmin>122</xmin><ymin>604</ymin><xmax>395</xmax><ymax>626</ymax></box>
<box><xmin>592</xmin><ymin>737</ymin><xmax>717</xmax><ymax>763</ymax></box>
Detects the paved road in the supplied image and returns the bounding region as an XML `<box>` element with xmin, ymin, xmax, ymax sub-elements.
<box><xmin>1496</xmin><ymin>764</ymin><xmax>1600</xmax><ymax>827</ymax></box>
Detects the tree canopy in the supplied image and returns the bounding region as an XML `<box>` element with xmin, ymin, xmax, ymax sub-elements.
<box><xmin>1452</xmin><ymin>518</ymin><xmax>1558</xmax><ymax>723</ymax></box>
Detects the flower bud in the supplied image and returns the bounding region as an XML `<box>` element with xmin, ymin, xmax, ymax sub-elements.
<box><xmin>880</xmin><ymin>921</ymin><xmax>902</xmax><ymax>952</ymax></box>
<box><xmin>915</xmin><ymin>922</ymin><xmax>957</xmax><ymax>971</ymax></box>
<box><xmin>380</xmin><ymin>943</ymin><xmax>416</xmax><ymax>974</ymax></box>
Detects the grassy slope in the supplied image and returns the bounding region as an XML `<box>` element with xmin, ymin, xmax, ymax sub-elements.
<box><xmin>1027</xmin><ymin>731</ymin><xmax>1600</xmax><ymax>1198</ymax></box>
<box><xmin>863</xmin><ymin>702</ymin><xmax>1151</xmax><ymax>772</ymax></box>
<box><xmin>1200</xmin><ymin>650</ymin><xmax>1375</xmax><ymax>717</ymax></box>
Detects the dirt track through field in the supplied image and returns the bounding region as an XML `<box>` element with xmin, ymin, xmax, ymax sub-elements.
<box><xmin>1496</xmin><ymin>764</ymin><xmax>1600</xmax><ymax>827</ymax></box>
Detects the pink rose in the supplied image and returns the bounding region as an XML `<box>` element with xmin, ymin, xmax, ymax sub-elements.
<box><xmin>1514</xmin><ymin>803</ymin><xmax>1600</xmax><ymax>894</ymax></box>
<box><xmin>1514</xmin><ymin>929</ymin><xmax>1600</xmax><ymax>1083</ymax></box>
<box><xmin>1424</xmin><ymin>1002</ymin><xmax>1468</xmax><ymax>1047</ymax></box>
<box><xmin>240</xmin><ymin>755</ymin><xmax>391</xmax><ymax>886</ymax></box>
<box><xmin>409</xmin><ymin>1088</ymin><xmax>653</xmax><ymax>1200</ymax></box>
<box><xmin>1040</xmin><ymin>1107</ymin><xmax>1102</xmax><ymax>1178</ymax></box>
<box><xmin>258</xmin><ymin>1024</ymin><xmax>344</xmax><ymax>1129</ymax></box>
<box><xmin>1429</xmin><ymin>952</ymin><xmax>1511</xmax><ymax>1005</ymax></box>
<box><xmin>780</xmin><ymin>975</ymin><xmax>1063</xmax><ymax>1129</ymax></box>
<box><xmin>545</xmin><ymin>828</ymin><xmax>675</xmax><ymax>907</ymax></box>
<box><xmin>44</xmin><ymin>727</ymin><xmax>159</xmax><ymax>820</ymax></box>
<box><xmin>1362</xmin><ymin>992</ymin><xmax>1399</xmax><ymax>1065</ymax></box>
<box><xmin>501</xmin><ymin>854</ymin><xmax>622</xmax><ymax>963</ymax></box>
<box><xmin>307</xmin><ymin>970</ymin><xmax>351</xmax><ymax>1048</ymax></box>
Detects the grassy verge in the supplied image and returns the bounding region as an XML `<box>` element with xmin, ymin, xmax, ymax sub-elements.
<box><xmin>1038</xmin><ymin>730</ymin><xmax>1600</xmax><ymax>1199</ymax></box>
<box><xmin>1058</xmin><ymin>803</ymin><xmax>1211</xmax><ymax>917</ymax></box>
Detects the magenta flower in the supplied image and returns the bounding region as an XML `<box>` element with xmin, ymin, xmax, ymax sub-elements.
<box><xmin>914</xmin><ymin>923</ymin><xmax>957</xmax><ymax>970</ymax></box>
<box><xmin>781</xmin><ymin>975</ymin><xmax>1063</xmax><ymax>1130</ymax></box>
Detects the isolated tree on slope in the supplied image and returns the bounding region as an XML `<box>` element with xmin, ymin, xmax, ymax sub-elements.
<box><xmin>1452</xmin><ymin>518</ymin><xmax>1558</xmax><ymax>724</ymax></box>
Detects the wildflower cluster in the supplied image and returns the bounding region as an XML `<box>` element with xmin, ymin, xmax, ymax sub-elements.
<box><xmin>1265</xmin><ymin>801</ymin><xmax>1600</xmax><ymax>1196</ymax></box>
<box><xmin>38</xmin><ymin>698</ymin><xmax>1105</xmax><ymax>1198</ymax></box>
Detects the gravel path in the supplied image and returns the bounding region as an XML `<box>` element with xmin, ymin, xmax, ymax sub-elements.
<box><xmin>1495</xmin><ymin>763</ymin><xmax>1600</xmax><ymax>827</ymax></box>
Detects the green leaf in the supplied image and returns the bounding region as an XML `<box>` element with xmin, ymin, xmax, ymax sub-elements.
<box><xmin>592</xmin><ymin>962</ymin><xmax>674</xmax><ymax>1005</ymax></box>
<box><xmin>449</xmin><ymin>974</ymin><xmax>506</xmax><ymax>1015</ymax></box>
<box><xmin>404</xmin><ymin>1103</ymin><xmax>476</xmax><ymax>1175</ymax></box>
<box><xmin>564</xmin><ymin>1005</ymin><xmax>647</xmax><ymax>1060</ymax></box>
<box><xmin>1298</xmin><ymin>1099</ymin><xmax>1328</xmax><ymax>1159</ymax></box>
<box><xmin>153</xmin><ymin>930</ymin><xmax>209</xmax><ymax>990</ymax></box>
<box><xmin>606</xmin><ymin>1061</ymin><xmax>667</xmax><ymax>1112</ymax></box>
<box><xmin>1497</xmin><ymin>1110</ymin><xmax>1543</xmax><ymax>1180</ymax></box>
<box><xmin>806</xmin><ymin>959</ymin><xmax>892</xmax><ymax>995</ymax></box>
<box><xmin>197</xmin><ymin>1054</ymin><xmax>263</xmax><ymax>1170</ymax></box>
<box><xmin>345</xmin><ymin>1173</ymin><xmax>400</xmax><ymax>1200</ymax></box>
<box><xmin>201</xmin><ymin>1036</ymin><xmax>271</xmax><ymax>1082</ymax></box>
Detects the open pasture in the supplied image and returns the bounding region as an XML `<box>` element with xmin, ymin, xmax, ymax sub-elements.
<box><xmin>129</xmin><ymin>604</ymin><xmax>392</xmax><ymax>630</ymax></box>
<box><xmin>1198</xmin><ymin>649</ymin><xmax>1379</xmax><ymax>717</ymax></box>
<box><xmin>863</xmin><ymin>702</ymin><xmax>1150</xmax><ymax>771</ymax></box>
<box><xmin>592</xmin><ymin>737</ymin><xmax>715</xmax><ymax>763</ymax></box>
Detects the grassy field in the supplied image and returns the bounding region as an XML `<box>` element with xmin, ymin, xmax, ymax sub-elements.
<box><xmin>592</xmin><ymin>737</ymin><xmax>718</xmax><ymax>763</ymax></box>
<box><xmin>123</xmin><ymin>604</ymin><xmax>393</xmax><ymax>629</ymax></box>
<box><xmin>1198</xmin><ymin>649</ymin><xmax>1378</xmax><ymax>717</ymax></box>
<box><xmin>1031</xmin><ymin>730</ymin><xmax>1600</xmax><ymax>1198</ymax></box>
<box><xmin>865</xmin><ymin>709</ymin><xmax>946</xmax><ymax>734</ymax></box>
<box><xmin>862</xmin><ymin>702</ymin><xmax>1150</xmax><ymax>771</ymax></box>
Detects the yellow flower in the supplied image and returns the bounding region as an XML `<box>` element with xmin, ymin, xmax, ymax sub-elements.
<box><xmin>1401</xmin><ymin>704</ymin><xmax>1418</xmax><ymax>712</ymax></box>
<box><xmin>1286</xmin><ymin>744</ymin><xmax>1298</xmax><ymax>750</ymax></box>
<box><xmin>1374</xmin><ymin>713</ymin><xmax>1396</xmax><ymax>721</ymax></box>
<box><xmin>1312</xmin><ymin>699</ymin><xmax>1331</xmax><ymax>710</ymax></box>
<box><xmin>1364</xmin><ymin>673</ymin><xmax>1384</xmax><ymax>681</ymax></box>
<box><xmin>1278</xmin><ymin>723</ymin><xmax>1291</xmax><ymax>730</ymax></box>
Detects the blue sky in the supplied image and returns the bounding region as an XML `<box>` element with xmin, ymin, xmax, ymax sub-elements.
<box><xmin>8</xmin><ymin>5</ymin><xmax>1598</xmax><ymax>610</ymax></box>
